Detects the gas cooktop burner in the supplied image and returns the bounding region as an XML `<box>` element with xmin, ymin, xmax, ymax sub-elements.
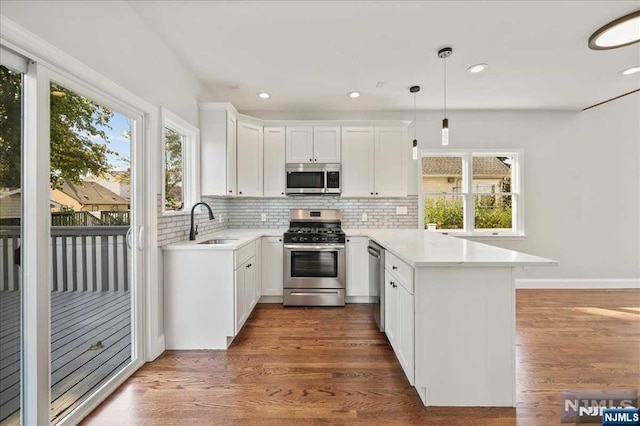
<box><xmin>284</xmin><ymin>209</ymin><xmax>345</xmax><ymax>244</ymax></box>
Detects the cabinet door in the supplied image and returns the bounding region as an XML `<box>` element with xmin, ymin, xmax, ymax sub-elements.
<box><xmin>237</xmin><ymin>121</ymin><xmax>263</xmax><ymax>196</ymax></box>
<box><xmin>262</xmin><ymin>237</ymin><xmax>284</xmax><ymax>296</ymax></box>
<box><xmin>384</xmin><ymin>270</ymin><xmax>397</xmax><ymax>349</ymax></box>
<box><xmin>346</xmin><ymin>237</ymin><xmax>370</xmax><ymax>297</ymax></box>
<box><xmin>374</xmin><ymin>127</ymin><xmax>407</xmax><ymax>197</ymax></box>
<box><xmin>245</xmin><ymin>256</ymin><xmax>257</xmax><ymax>313</ymax></box>
<box><xmin>286</xmin><ymin>126</ymin><xmax>314</xmax><ymax>163</ymax></box>
<box><xmin>226</xmin><ymin>112</ymin><xmax>237</xmax><ymax>195</ymax></box>
<box><xmin>263</xmin><ymin>127</ymin><xmax>286</xmax><ymax>197</ymax></box>
<box><xmin>341</xmin><ymin>127</ymin><xmax>375</xmax><ymax>197</ymax></box>
<box><xmin>234</xmin><ymin>266</ymin><xmax>247</xmax><ymax>334</ymax></box>
<box><xmin>313</xmin><ymin>126</ymin><xmax>341</xmax><ymax>163</ymax></box>
<box><xmin>200</xmin><ymin>106</ymin><xmax>230</xmax><ymax>196</ymax></box>
<box><xmin>397</xmin><ymin>283</ymin><xmax>415</xmax><ymax>385</ymax></box>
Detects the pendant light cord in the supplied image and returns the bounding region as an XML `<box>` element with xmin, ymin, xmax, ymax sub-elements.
<box><xmin>414</xmin><ymin>92</ymin><xmax>417</xmax><ymax>139</ymax></box>
<box><xmin>443</xmin><ymin>56</ymin><xmax>447</xmax><ymax>118</ymax></box>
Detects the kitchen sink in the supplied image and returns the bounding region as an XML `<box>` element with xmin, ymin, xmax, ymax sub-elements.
<box><xmin>198</xmin><ymin>238</ymin><xmax>239</xmax><ymax>245</ymax></box>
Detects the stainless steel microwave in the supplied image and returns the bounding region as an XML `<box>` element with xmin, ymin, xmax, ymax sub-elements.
<box><xmin>285</xmin><ymin>163</ymin><xmax>341</xmax><ymax>195</ymax></box>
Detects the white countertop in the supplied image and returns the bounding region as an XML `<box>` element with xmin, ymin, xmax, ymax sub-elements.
<box><xmin>161</xmin><ymin>228</ymin><xmax>287</xmax><ymax>251</ymax></box>
<box><xmin>163</xmin><ymin>227</ymin><xmax>557</xmax><ymax>268</ymax></box>
<box><xmin>345</xmin><ymin>228</ymin><xmax>557</xmax><ymax>268</ymax></box>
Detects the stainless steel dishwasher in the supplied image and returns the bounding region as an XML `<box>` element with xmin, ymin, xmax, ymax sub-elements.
<box><xmin>367</xmin><ymin>240</ymin><xmax>385</xmax><ymax>332</ymax></box>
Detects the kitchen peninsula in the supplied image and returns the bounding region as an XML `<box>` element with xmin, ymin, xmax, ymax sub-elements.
<box><xmin>163</xmin><ymin>228</ymin><xmax>557</xmax><ymax>407</ymax></box>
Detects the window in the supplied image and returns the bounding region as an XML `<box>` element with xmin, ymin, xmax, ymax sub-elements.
<box><xmin>161</xmin><ymin>108</ymin><xmax>200</xmax><ymax>213</ymax></box>
<box><xmin>420</xmin><ymin>150</ymin><xmax>523</xmax><ymax>237</ymax></box>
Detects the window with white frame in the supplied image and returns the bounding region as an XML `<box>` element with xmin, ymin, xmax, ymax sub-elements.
<box><xmin>162</xmin><ymin>108</ymin><xmax>200</xmax><ymax>213</ymax></box>
<box><xmin>419</xmin><ymin>150</ymin><xmax>523</xmax><ymax>236</ymax></box>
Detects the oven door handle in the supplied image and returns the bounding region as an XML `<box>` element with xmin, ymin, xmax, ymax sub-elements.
<box><xmin>284</xmin><ymin>244</ymin><xmax>345</xmax><ymax>251</ymax></box>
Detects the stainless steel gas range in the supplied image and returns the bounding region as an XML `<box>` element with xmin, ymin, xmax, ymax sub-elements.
<box><xmin>283</xmin><ymin>209</ymin><xmax>346</xmax><ymax>306</ymax></box>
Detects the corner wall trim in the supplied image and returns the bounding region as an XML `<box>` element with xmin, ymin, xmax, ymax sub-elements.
<box><xmin>516</xmin><ymin>279</ymin><xmax>640</xmax><ymax>289</ymax></box>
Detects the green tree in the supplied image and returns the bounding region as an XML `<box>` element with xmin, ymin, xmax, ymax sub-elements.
<box><xmin>0</xmin><ymin>66</ymin><xmax>117</xmax><ymax>188</ymax></box>
<box><xmin>164</xmin><ymin>128</ymin><xmax>183</xmax><ymax>210</ymax></box>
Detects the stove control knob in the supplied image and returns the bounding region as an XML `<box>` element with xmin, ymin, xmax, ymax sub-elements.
<box><xmin>292</xmin><ymin>236</ymin><xmax>298</xmax><ymax>242</ymax></box>
<box><xmin>312</xmin><ymin>237</ymin><xmax>319</xmax><ymax>242</ymax></box>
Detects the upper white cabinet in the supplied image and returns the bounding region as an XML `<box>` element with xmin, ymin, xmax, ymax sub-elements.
<box><xmin>200</xmin><ymin>104</ymin><xmax>237</xmax><ymax>196</ymax></box>
<box><xmin>263</xmin><ymin>127</ymin><xmax>286</xmax><ymax>197</ymax></box>
<box><xmin>313</xmin><ymin>126</ymin><xmax>341</xmax><ymax>163</ymax></box>
<box><xmin>341</xmin><ymin>127</ymin><xmax>375</xmax><ymax>197</ymax></box>
<box><xmin>286</xmin><ymin>126</ymin><xmax>341</xmax><ymax>163</ymax></box>
<box><xmin>286</xmin><ymin>126</ymin><xmax>314</xmax><ymax>163</ymax></box>
<box><xmin>236</xmin><ymin>120</ymin><xmax>263</xmax><ymax>197</ymax></box>
<box><xmin>341</xmin><ymin>126</ymin><xmax>407</xmax><ymax>197</ymax></box>
<box><xmin>374</xmin><ymin>127</ymin><xmax>407</xmax><ymax>197</ymax></box>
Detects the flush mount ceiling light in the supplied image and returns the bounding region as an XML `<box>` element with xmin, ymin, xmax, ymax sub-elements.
<box><xmin>347</xmin><ymin>91</ymin><xmax>361</xmax><ymax>98</ymax></box>
<box><xmin>410</xmin><ymin>85</ymin><xmax>420</xmax><ymax>161</ymax></box>
<box><xmin>467</xmin><ymin>63</ymin><xmax>488</xmax><ymax>74</ymax></box>
<box><xmin>620</xmin><ymin>65</ymin><xmax>640</xmax><ymax>75</ymax></box>
<box><xmin>438</xmin><ymin>47</ymin><xmax>453</xmax><ymax>146</ymax></box>
<box><xmin>257</xmin><ymin>92</ymin><xmax>271</xmax><ymax>99</ymax></box>
<box><xmin>588</xmin><ymin>10</ymin><xmax>640</xmax><ymax>50</ymax></box>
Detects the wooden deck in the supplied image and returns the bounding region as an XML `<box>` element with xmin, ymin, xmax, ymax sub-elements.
<box><xmin>0</xmin><ymin>290</ymin><xmax>131</xmax><ymax>424</ymax></box>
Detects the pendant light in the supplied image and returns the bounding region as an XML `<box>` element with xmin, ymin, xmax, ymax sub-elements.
<box><xmin>410</xmin><ymin>85</ymin><xmax>420</xmax><ymax>160</ymax></box>
<box><xmin>438</xmin><ymin>47</ymin><xmax>453</xmax><ymax>146</ymax></box>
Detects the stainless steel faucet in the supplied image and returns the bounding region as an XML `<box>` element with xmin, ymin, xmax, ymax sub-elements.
<box><xmin>189</xmin><ymin>202</ymin><xmax>215</xmax><ymax>240</ymax></box>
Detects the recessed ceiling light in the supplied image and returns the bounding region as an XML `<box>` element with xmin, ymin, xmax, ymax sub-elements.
<box><xmin>257</xmin><ymin>92</ymin><xmax>271</xmax><ymax>99</ymax></box>
<box><xmin>347</xmin><ymin>91</ymin><xmax>361</xmax><ymax>98</ymax></box>
<box><xmin>620</xmin><ymin>65</ymin><xmax>640</xmax><ymax>75</ymax></box>
<box><xmin>589</xmin><ymin>10</ymin><xmax>640</xmax><ymax>50</ymax></box>
<box><xmin>467</xmin><ymin>63</ymin><xmax>489</xmax><ymax>74</ymax></box>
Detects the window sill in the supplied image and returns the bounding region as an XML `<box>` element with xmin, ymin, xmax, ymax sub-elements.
<box><xmin>428</xmin><ymin>231</ymin><xmax>526</xmax><ymax>241</ymax></box>
<box><xmin>161</xmin><ymin>209</ymin><xmax>189</xmax><ymax>217</ymax></box>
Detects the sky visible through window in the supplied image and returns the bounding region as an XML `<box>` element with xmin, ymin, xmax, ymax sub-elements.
<box><xmin>94</xmin><ymin>113</ymin><xmax>130</xmax><ymax>171</ymax></box>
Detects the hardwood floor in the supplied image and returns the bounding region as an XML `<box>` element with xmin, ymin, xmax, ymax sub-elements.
<box><xmin>83</xmin><ymin>289</ymin><xmax>640</xmax><ymax>425</ymax></box>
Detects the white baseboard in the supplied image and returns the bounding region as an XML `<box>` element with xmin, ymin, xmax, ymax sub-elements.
<box><xmin>259</xmin><ymin>296</ymin><xmax>284</xmax><ymax>304</ymax></box>
<box><xmin>346</xmin><ymin>296</ymin><xmax>377</xmax><ymax>303</ymax></box>
<box><xmin>516</xmin><ymin>278</ymin><xmax>640</xmax><ymax>289</ymax></box>
<box><xmin>146</xmin><ymin>334</ymin><xmax>165</xmax><ymax>361</ymax></box>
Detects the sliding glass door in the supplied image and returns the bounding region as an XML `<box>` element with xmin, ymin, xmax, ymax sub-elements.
<box><xmin>0</xmin><ymin>46</ymin><xmax>146</xmax><ymax>425</ymax></box>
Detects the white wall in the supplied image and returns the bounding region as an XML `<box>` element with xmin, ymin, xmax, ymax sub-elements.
<box><xmin>246</xmin><ymin>93</ymin><xmax>640</xmax><ymax>281</ymax></box>
<box><xmin>1</xmin><ymin>0</ymin><xmax>210</xmax><ymax>126</ymax></box>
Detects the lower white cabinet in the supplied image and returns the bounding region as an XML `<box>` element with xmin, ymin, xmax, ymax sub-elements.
<box><xmin>346</xmin><ymin>237</ymin><xmax>370</xmax><ymax>297</ymax></box>
<box><xmin>163</xmin><ymin>240</ymin><xmax>262</xmax><ymax>349</ymax></box>
<box><xmin>261</xmin><ymin>236</ymin><xmax>283</xmax><ymax>296</ymax></box>
<box><xmin>234</xmin><ymin>255</ymin><xmax>256</xmax><ymax>333</ymax></box>
<box><xmin>385</xmin><ymin>265</ymin><xmax>414</xmax><ymax>385</ymax></box>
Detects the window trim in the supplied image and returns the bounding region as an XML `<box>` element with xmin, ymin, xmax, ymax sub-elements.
<box><xmin>160</xmin><ymin>107</ymin><xmax>200</xmax><ymax>215</ymax></box>
<box><xmin>418</xmin><ymin>149</ymin><xmax>525</xmax><ymax>238</ymax></box>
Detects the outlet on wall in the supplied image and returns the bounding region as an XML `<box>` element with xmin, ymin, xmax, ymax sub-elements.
<box><xmin>261</xmin><ymin>213</ymin><xmax>267</xmax><ymax>222</ymax></box>
<box><xmin>218</xmin><ymin>214</ymin><xmax>223</xmax><ymax>223</ymax></box>
<box><xmin>362</xmin><ymin>212</ymin><xmax>368</xmax><ymax>222</ymax></box>
<box><xmin>396</xmin><ymin>206</ymin><xmax>408</xmax><ymax>215</ymax></box>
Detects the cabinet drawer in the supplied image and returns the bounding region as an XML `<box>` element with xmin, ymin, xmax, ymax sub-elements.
<box><xmin>235</xmin><ymin>242</ymin><xmax>256</xmax><ymax>269</ymax></box>
<box><xmin>385</xmin><ymin>251</ymin><xmax>413</xmax><ymax>294</ymax></box>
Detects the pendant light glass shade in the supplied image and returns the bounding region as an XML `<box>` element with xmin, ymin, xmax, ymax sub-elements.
<box><xmin>441</xmin><ymin>118</ymin><xmax>449</xmax><ymax>146</ymax></box>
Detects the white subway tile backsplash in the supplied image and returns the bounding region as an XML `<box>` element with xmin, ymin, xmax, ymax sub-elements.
<box><xmin>157</xmin><ymin>195</ymin><xmax>418</xmax><ymax>245</ymax></box>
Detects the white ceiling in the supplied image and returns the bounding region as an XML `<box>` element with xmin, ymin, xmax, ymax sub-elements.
<box><xmin>129</xmin><ymin>1</ymin><xmax>640</xmax><ymax>111</ymax></box>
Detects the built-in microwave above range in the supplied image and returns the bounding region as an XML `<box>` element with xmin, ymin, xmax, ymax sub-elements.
<box><xmin>285</xmin><ymin>163</ymin><xmax>340</xmax><ymax>195</ymax></box>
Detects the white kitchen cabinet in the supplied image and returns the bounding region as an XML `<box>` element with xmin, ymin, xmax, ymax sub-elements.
<box><xmin>346</xmin><ymin>237</ymin><xmax>370</xmax><ymax>297</ymax></box>
<box><xmin>341</xmin><ymin>126</ymin><xmax>407</xmax><ymax>197</ymax></box>
<box><xmin>236</xmin><ymin>120</ymin><xmax>263</xmax><ymax>197</ymax></box>
<box><xmin>286</xmin><ymin>126</ymin><xmax>314</xmax><ymax>163</ymax></box>
<box><xmin>200</xmin><ymin>104</ymin><xmax>237</xmax><ymax>196</ymax></box>
<box><xmin>313</xmin><ymin>126</ymin><xmax>341</xmax><ymax>163</ymax></box>
<box><xmin>341</xmin><ymin>127</ymin><xmax>375</xmax><ymax>197</ymax></box>
<box><xmin>261</xmin><ymin>236</ymin><xmax>284</xmax><ymax>296</ymax></box>
<box><xmin>385</xmin><ymin>259</ymin><xmax>414</xmax><ymax>385</ymax></box>
<box><xmin>286</xmin><ymin>126</ymin><xmax>341</xmax><ymax>163</ymax></box>
<box><xmin>374</xmin><ymin>127</ymin><xmax>407</xmax><ymax>197</ymax></box>
<box><xmin>263</xmin><ymin>127</ymin><xmax>286</xmax><ymax>197</ymax></box>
